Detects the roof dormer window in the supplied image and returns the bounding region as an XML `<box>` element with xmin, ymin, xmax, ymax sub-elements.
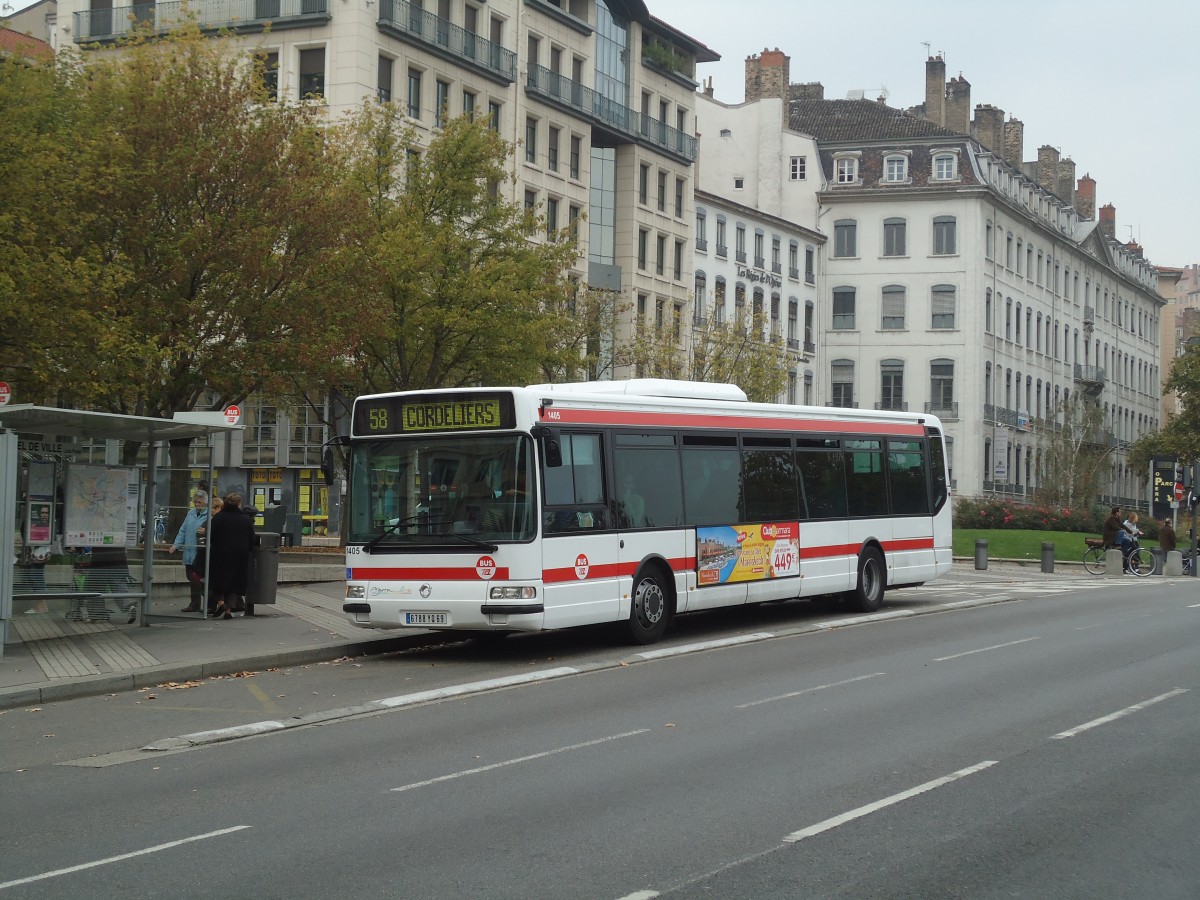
<box><xmin>834</xmin><ymin>151</ymin><xmax>861</xmax><ymax>185</ymax></box>
<box><xmin>883</xmin><ymin>152</ymin><xmax>910</xmax><ymax>184</ymax></box>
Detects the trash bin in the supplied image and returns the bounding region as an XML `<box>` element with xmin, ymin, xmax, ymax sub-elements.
<box><xmin>246</xmin><ymin>532</ymin><xmax>280</xmax><ymax>614</ymax></box>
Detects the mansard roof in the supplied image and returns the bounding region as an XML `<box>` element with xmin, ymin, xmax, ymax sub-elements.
<box><xmin>788</xmin><ymin>99</ymin><xmax>963</xmax><ymax>143</ymax></box>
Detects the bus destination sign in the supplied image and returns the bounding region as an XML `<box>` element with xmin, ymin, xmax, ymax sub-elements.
<box><xmin>353</xmin><ymin>392</ymin><xmax>515</xmax><ymax>436</ymax></box>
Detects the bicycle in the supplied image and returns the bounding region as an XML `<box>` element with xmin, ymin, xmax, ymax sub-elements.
<box><xmin>1082</xmin><ymin>537</ymin><xmax>1153</xmax><ymax>576</ymax></box>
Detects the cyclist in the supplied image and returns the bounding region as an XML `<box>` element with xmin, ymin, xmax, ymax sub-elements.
<box><xmin>1102</xmin><ymin>506</ymin><xmax>1136</xmax><ymax>572</ymax></box>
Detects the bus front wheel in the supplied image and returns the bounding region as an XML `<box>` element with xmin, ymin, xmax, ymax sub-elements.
<box><xmin>847</xmin><ymin>548</ymin><xmax>885</xmax><ymax>613</ymax></box>
<box><xmin>628</xmin><ymin>568</ymin><xmax>670</xmax><ymax>644</ymax></box>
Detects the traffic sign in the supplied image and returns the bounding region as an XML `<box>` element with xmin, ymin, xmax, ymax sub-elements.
<box><xmin>1176</xmin><ymin>482</ymin><xmax>1185</xmax><ymax>503</ymax></box>
<box><xmin>0</xmin><ymin>381</ymin><xmax>10</xmax><ymax>407</ymax></box>
<box><xmin>223</xmin><ymin>405</ymin><xmax>242</xmax><ymax>425</ymax></box>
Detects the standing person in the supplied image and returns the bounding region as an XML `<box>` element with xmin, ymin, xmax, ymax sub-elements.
<box><xmin>167</xmin><ymin>490</ymin><xmax>209</xmax><ymax>613</ymax></box>
<box><xmin>1159</xmin><ymin>517</ymin><xmax>1177</xmax><ymax>553</ymax></box>
<box><xmin>208</xmin><ymin>493</ymin><xmax>254</xmax><ymax>620</ymax></box>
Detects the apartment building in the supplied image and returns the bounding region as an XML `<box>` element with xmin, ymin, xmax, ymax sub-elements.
<box><xmin>51</xmin><ymin>0</ymin><xmax>715</xmax><ymax>532</ymax></box>
<box><xmin>705</xmin><ymin>50</ymin><xmax>1163</xmax><ymax>504</ymax></box>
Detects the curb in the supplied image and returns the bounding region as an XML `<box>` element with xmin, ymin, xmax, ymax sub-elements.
<box><xmin>0</xmin><ymin>632</ymin><xmax>456</xmax><ymax>711</ymax></box>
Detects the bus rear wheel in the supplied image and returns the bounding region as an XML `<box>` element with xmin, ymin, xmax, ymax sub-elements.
<box><xmin>628</xmin><ymin>568</ymin><xmax>670</xmax><ymax>644</ymax></box>
<box><xmin>847</xmin><ymin>548</ymin><xmax>885</xmax><ymax>613</ymax></box>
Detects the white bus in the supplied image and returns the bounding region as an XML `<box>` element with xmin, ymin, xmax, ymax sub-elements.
<box><xmin>341</xmin><ymin>379</ymin><xmax>952</xmax><ymax>644</ymax></box>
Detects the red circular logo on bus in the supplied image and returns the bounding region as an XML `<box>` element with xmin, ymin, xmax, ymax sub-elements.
<box><xmin>574</xmin><ymin>554</ymin><xmax>590</xmax><ymax>580</ymax></box>
<box><xmin>476</xmin><ymin>556</ymin><xmax>497</xmax><ymax>580</ymax></box>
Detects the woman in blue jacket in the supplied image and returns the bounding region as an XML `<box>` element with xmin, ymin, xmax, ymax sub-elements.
<box><xmin>168</xmin><ymin>490</ymin><xmax>209</xmax><ymax>612</ymax></box>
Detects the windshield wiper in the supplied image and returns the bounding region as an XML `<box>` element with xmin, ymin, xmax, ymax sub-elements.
<box><xmin>443</xmin><ymin>532</ymin><xmax>499</xmax><ymax>553</ymax></box>
<box><xmin>363</xmin><ymin>513</ymin><xmax>449</xmax><ymax>553</ymax></box>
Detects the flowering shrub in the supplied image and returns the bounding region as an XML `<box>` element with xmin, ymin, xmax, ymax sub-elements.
<box><xmin>953</xmin><ymin>498</ymin><xmax>1106</xmax><ymax>534</ymax></box>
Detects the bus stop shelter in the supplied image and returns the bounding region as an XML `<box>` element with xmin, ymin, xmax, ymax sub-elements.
<box><xmin>0</xmin><ymin>405</ymin><xmax>242</xmax><ymax>656</ymax></box>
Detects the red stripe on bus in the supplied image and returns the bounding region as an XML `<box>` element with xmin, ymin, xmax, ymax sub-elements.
<box><xmin>348</xmin><ymin>566</ymin><xmax>510</xmax><ymax>581</ymax></box>
<box><xmin>885</xmin><ymin>537</ymin><xmax>936</xmax><ymax>552</ymax></box>
<box><xmin>542</xmin><ymin>408</ymin><xmax>925</xmax><ymax>435</ymax></box>
<box><xmin>799</xmin><ymin>537</ymin><xmax>935</xmax><ymax>560</ymax></box>
<box><xmin>543</xmin><ymin>557</ymin><xmax>696</xmax><ymax>583</ymax></box>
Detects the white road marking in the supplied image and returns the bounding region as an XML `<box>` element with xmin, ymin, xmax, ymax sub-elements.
<box><xmin>782</xmin><ymin>761</ymin><xmax>997</xmax><ymax>843</ymax></box>
<box><xmin>1051</xmin><ymin>688</ymin><xmax>1190</xmax><ymax>740</ymax></box>
<box><xmin>391</xmin><ymin>729</ymin><xmax>650</xmax><ymax>793</ymax></box>
<box><xmin>933</xmin><ymin>637</ymin><xmax>1040</xmax><ymax>662</ymax></box>
<box><xmin>636</xmin><ymin>633</ymin><xmax>774</xmax><ymax>659</ymax></box>
<box><xmin>1188</xmin><ymin>602</ymin><xmax>1200</xmax><ymax>608</ymax></box>
<box><xmin>614</xmin><ymin>892</ymin><xmax>659</xmax><ymax>900</ymax></box>
<box><xmin>0</xmin><ymin>826</ymin><xmax>251</xmax><ymax>890</ymax></box>
<box><xmin>375</xmin><ymin>667</ymin><xmax>580</xmax><ymax>708</ymax></box>
<box><xmin>737</xmin><ymin>673</ymin><xmax>886</xmax><ymax>709</ymax></box>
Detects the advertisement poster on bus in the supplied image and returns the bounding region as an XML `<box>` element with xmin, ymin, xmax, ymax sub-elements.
<box><xmin>696</xmin><ymin>523</ymin><xmax>800</xmax><ymax>586</ymax></box>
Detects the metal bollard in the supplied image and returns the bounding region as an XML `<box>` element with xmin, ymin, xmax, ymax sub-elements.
<box><xmin>1041</xmin><ymin>542</ymin><xmax>1054</xmax><ymax>573</ymax></box>
<box><xmin>974</xmin><ymin>538</ymin><xmax>988</xmax><ymax>570</ymax></box>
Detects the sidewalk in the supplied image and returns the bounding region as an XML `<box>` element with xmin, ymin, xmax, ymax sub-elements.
<box><xmin>0</xmin><ymin>558</ymin><xmax>1084</xmax><ymax>711</ymax></box>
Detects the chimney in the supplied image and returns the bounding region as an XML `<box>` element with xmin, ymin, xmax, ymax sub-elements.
<box><xmin>924</xmin><ymin>55</ymin><xmax>946</xmax><ymax>126</ymax></box>
<box><xmin>1099</xmin><ymin>203</ymin><xmax>1117</xmax><ymax>240</ymax></box>
<box><xmin>1002</xmin><ymin>117</ymin><xmax>1023</xmax><ymax>165</ymax></box>
<box><xmin>1076</xmin><ymin>173</ymin><xmax>1096</xmax><ymax>219</ymax></box>
<box><xmin>1056</xmin><ymin>157</ymin><xmax>1076</xmax><ymax>207</ymax></box>
<box><xmin>1036</xmin><ymin>145</ymin><xmax>1059</xmax><ymax>192</ymax></box>
<box><xmin>945</xmin><ymin>75</ymin><xmax>970</xmax><ymax>133</ymax></box>
<box><xmin>789</xmin><ymin>82</ymin><xmax>824</xmax><ymax>101</ymax></box>
<box><xmin>972</xmin><ymin>104</ymin><xmax>1004</xmax><ymax>152</ymax></box>
<box><xmin>745</xmin><ymin>48</ymin><xmax>790</xmax><ymax>103</ymax></box>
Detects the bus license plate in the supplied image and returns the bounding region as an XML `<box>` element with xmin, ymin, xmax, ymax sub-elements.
<box><xmin>405</xmin><ymin>612</ymin><xmax>448</xmax><ymax>625</ymax></box>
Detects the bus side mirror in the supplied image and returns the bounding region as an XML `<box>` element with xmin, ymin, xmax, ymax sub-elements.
<box><xmin>532</xmin><ymin>426</ymin><xmax>563</xmax><ymax>468</ymax></box>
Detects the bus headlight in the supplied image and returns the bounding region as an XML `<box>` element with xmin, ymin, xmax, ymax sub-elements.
<box><xmin>346</xmin><ymin>584</ymin><xmax>366</xmax><ymax>599</ymax></box>
<box><xmin>489</xmin><ymin>586</ymin><xmax>538</xmax><ymax>600</ymax></box>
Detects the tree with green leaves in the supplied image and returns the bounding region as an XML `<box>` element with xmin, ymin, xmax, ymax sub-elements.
<box><xmin>688</xmin><ymin>312</ymin><xmax>792</xmax><ymax>403</ymax></box>
<box><xmin>333</xmin><ymin>105</ymin><xmax>580</xmax><ymax>394</ymax></box>
<box><xmin>1033</xmin><ymin>392</ymin><xmax>1115</xmax><ymax>511</ymax></box>
<box><xmin>1131</xmin><ymin>346</ymin><xmax>1200</xmax><ymax>474</ymax></box>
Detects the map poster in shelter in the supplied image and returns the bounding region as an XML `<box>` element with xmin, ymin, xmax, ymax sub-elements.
<box><xmin>696</xmin><ymin>523</ymin><xmax>800</xmax><ymax>586</ymax></box>
<box><xmin>64</xmin><ymin>464</ymin><xmax>138</xmax><ymax>547</ymax></box>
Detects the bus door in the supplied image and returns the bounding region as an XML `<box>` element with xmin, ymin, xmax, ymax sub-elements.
<box><xmin>613</xmin><ymin>434</ymin><xmax>690</xmax><ymax>614</ymax></box>
<box><xmin>540</xmin><ymin>433</ymin><xmax>621</xmax><ymax>629</ymax></box>
<box><xmin>796</xmin><ymin>444</ymin><xmax>853</xmax><ymax>595</ymax></box>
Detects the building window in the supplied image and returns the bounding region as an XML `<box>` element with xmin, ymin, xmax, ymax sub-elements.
<box><xmin>407</xmin><ymin>67</ymin><xmax>422</xmax><ymax>118</ymax></box>
<box><xmin>790</xmin><ymin>156</ymin><xmax>806</xmax><ymax>180</ymax></box>
<box><xmin>524</xmin><ymin>189</ymin><xmax>537</xmax><ymax>211</ymax></box>
<box><xmin>931</xmin><ymin>284</ymin><xmax>957</xmax><ymax>329</ymax></box>
<box><xmin>835</xmin><ymin>156</ymin><xmax>858</xmax><ymax>184</ymax></box>
<box><xmin>488</xmin><ymin>100</ymin><xmax>501</xmax><ymax>131</ymax></box>
<box><xmin>674</xmin><ymin>240</ymin><xmax>683</xmax><ymax>281</ymax></box>
<box><xmin>637</xmin><ymin>229</ymin><xmax>648</xmax><ymax>270</ymax></box>
<box><xmin>376</xmin><ymin>54</ymin><xmax>392</xmax><ymax>102</ymax></box>
<box><xmin>883</xmin><ymin>217</ymin><xmax>906</xmax><ymax>256</ymax></box>
<box><xmin>715</xmin><ymin>218</ymin><xmax>727</xmax><ymax>257</ymax></box>
<box><xmin>754</xmin><ymin>231</ymin><xmax>764</xmax><ymax>268</ymax></box>
<box><xmin>804</xmin><ymin>301</ymin><xmax>814</xmax><ymax>350</ymax></box>
<box><xmin>657</xmin><ymin>170</ymin><xmax>667</xmax><ymax>212</ymax></box>
<box><xmin>462</xmin><ymin>90</ymin><xmax>476</xmax><ymax>118</ymax></box>
<box><xmin>638</xmin><ymin>163</ymin><xmax>649</xmax><ymax>205</ymax></box>
<box><xmin>832</xmin><ymin>287</ymin><xmax>856</xmax><ymax>330</ymax></box>
<box><xmin>545</xmin><ymin>197</ymin><xmax>558</xmax><ymax>240</ymax></box>
<box><xmin>881</xmin><ymin>360</ymin><xmax>904</xmax><ymax>410</ymax></box>
<box><xmin>569</xmin><ymin>135</ymin><xmax>581</xmax><ymax>179</ymax></box>
<box><xmin>933</xmin><ymin>153</ymin><xmax>957</xmax><ymax>180</ymax></box>
<box><xmin>435</xmin><ymin>79</ymin><xmax>450</xmax><ymax>127</ymax></box>
<box><xmin>547</xmin><ymin>126</ymin><xmax>560</xmax><ymax>171</ymax></box>
<box><xmin>805</xmin><ymin>246</ymin><xmax>815</xmax><ymax>284</ymax></box>
<box><xmin>714</xmin><ymin>277</ymin><xmax>726</xmax><ymax>323</ymax></box>
<box><xmin>883</xmin><ymin>155</ymin><xmax>908</xmax><ymax>183</ymax></box>
<box><xmin>788</xmin><ymin>241</ymin><xmax>799</xmax><ymax>279</ymax></box>
<box><xmin>788</xmin><ymin>298</ymin><xmax>798</xmax><ymax>345</ymax></box>
<box><xmin>695</xmin><ymin>211</ymin><xmax>707</xmax><ymax>251</ymax></box>
<box><xmin>525</xmin><ymin>116</ymin><xmax>538</xmax><ymax>163</ymax></box>
<box><xmin>733</xmin><ymin>176</ymin><xmax>744</xmax><ymax>190</ymax></box>
<box><xmin>568</xmin><ymin>204</ymin><xmax>580</xmax><ymax>241</ymax></box>
<box><xmin>881</xmin><ymin>285</ymin><xmax>906</xmax><ymax>330</ymax></box>
<box><xmin>932</xmin><ymin>215</ymin><xmax>957</xmax><ymax>255</ymax></box>
<box><xmin>831</xmin><ymin>360</ymin><xmax>855</xmax><ymax>407</ymax></box>
<box><xmin>833</xmin><ymin>219</ymin><xmax>857</xmax><ymax>258</ymax></box>
<box><xmin>299</xmin><ymin>48</ymin><xmax>325</xmax><ymax>100</ymax></box>
<box><xmin>735</xmin><ymin>224</ymin><xmax>747</xmax><ymax>263</ymax></box>
<box><xmin>930</xmin><ymin>359</ymin><xmax>954</xmax><ymax>412</ymax></box>
<box><xmin>656</xmin><ymin>233</ymin><xmax>666</xmax><ymax>276</ymax></box>
<box><xmin>675</xmin><ymin>177</ymin><xmax>685</xmax><ymax>218</ymax></box>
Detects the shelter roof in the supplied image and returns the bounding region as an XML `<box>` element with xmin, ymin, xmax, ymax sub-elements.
<box><xmin>0</xmin><ymin>406</ymin><xmax>242</xmax><ymax>443</ymax></box>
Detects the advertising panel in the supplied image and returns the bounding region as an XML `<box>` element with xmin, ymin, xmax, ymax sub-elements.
<box><xmin>696</xmin><ymin>522</ymin><xmax>800</xmax><ymax>586</ymax></box>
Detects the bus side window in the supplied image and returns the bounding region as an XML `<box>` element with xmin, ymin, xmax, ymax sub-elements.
<box><xmin>544</xmin><ymin>433</ymin><xmax>608</xmax><ymax>533</ymax></box>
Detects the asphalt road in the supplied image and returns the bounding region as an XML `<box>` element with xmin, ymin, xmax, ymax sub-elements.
<box><xmin>2</xmin><ymin>569</ymin><xmax>1198</xmax><ymax>898</ymax></box>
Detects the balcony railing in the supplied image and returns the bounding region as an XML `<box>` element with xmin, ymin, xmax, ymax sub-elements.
<box><xmin>875</xmin><ymin>401</ymin><xmax>909</xmax><ymax>411</ymax></box>
<box><xmin>786</xmin><ymin>338</ymin><xmax>800</xmax><ymax>350</ymax></box>
<box><xmin>380</xmin><ymin>0</ymin><xmax>515</xmax><ymax>83</ymax></box>
<box><xmin>695</xmin><ymin>238</ymin><xmax>708</xmax><ymax>251</ymax></box>
<box><xmin>526</xmin><ymin>65</ymin><xmax>697</xmax><ymax>162</ymax></box>
<box><xmin>803</xmin><ymin>340</ymin><xmax>816</xmax><ymax>354</ymax></box>
<box><xmin>1074</xmin><ymin>363</ymin><xmax>1107</xmax><ymax>387</ymax></box>
<box><xmin>925</xmin><ymin>401</ymin><xmax>959</xmax><ymax>420</ymax></box>
<box><xmin>73</xmin><ymin>0</ymin><xmax>329</xmax><ymax>42</ymax></box>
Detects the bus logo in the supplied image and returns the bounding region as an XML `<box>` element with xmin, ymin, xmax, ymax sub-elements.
<box><xmin>574</xmin><ymin>554</ymin><xmax>590</xmax><ymax>580</ymax></box>
<box><xmin>476</xmin><ymin>556</ymin><xmax>498</xmax><ymax>580</ymax></box>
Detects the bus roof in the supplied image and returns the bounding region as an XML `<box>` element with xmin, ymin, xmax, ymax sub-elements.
<box><xmin>527</xmin><ymin>379</ymin><xmax>748</xmax><ymax>403</ymax></box>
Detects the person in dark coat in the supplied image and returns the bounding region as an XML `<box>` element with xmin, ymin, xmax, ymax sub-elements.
<box><xmin>208</xmin><ymin>493</ymin><xmax>255</xmax><ymax>619</ymax></box>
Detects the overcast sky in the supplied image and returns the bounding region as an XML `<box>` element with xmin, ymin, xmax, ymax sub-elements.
<box><xmin>650</xmin><ymin>0</ymin><xmax>1197</xmax><ymax>268</ymax></box>
<box><xmin>6</xmin><ymin>0</ymin><xmax>1193</xmax><ymax>267</ymax></box>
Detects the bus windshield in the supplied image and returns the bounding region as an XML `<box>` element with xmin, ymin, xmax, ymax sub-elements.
<box><xmin>347</xmin><ymin>434</ymin><xmax>536</xmax><ymax>547</ymax></box>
